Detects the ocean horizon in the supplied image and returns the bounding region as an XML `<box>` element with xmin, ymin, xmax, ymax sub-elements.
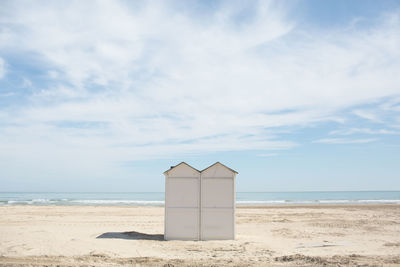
<box><xmin>1</xmin><ymin>191</ymin><xmax>399</xmax><ymax>206</ymax></box>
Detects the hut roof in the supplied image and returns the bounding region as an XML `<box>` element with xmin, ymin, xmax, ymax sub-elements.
<box><xmin>163</xmin><ymin>162</ymin><xmax>200</xmax><ymax>174</ymax></box>
<box><xmin>164</xmin><ymin>161</ymin><xmax>238</xmax><ymax>175</ymax></box>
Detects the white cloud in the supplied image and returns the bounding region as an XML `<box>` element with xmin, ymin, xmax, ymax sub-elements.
<box><xmin>313</xmin><ymin>138</ymin><xmax>377</xmax><ymax>144</ymax></box>
<box><xmin>380</xmin><ymin>97</ymin><xmax>400</xmax><ymax>112</ymax></box>
<box><xmin>330</xmin><ymin>128</ymin><xmax>398</xmax><ymax>135</ymax></box>
<box><xmin>258</xmin><ymin>153</ymin><xmax>279</xmax><ymax>157</ymax></box>
<box><xmin>0</xmin><ymin>1</ymin><xmax>400</xmax><ymax>174</ymax></box>
<box><xmin>0</xmin><ymin>57</ymin><xmax>5</xmax><ymax>79</ymax></box>
<box><xmin>353</xmin><ymin>109</ymin><xmax>382</xmax><ymax>122</ymax></box>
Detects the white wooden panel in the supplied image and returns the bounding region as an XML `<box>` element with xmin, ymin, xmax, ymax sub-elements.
<box><xmin>167</xmin><ymin>163</ymin><xmax>199</xmax><ymax>178</ymax></box>
<box><xmin>167</xmin><ymin>178</ymin><xmax>199</xmax><ymax>208</ymax></box>
<box><xmin>165</xmin><ymin>208</ymin><xmax>199</xmax><ymax>240</ymax></box>
<box><xmin>202</xmin><ymin>178</ymin><xmax>233</xmax><ymax>208</ymax></box>
<box><xmin>201</xmin><ymin>208</ymin><xmax>234</xmax><ymax>240</ymax></box>
<box><xmin>202</xmin><ymin>163</ymin><xmax>234</xmax><ymax>178</ymax></box>
<box><xmin>165</xmin><ymin>163</ymin><xmax>201</xmax><ymax>240</ymax></box>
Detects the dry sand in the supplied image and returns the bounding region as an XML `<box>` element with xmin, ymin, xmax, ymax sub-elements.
<box><xmin>0</xmin><ymin>204</ymin><xmax>400</xmax><ymax>266</ymax></box>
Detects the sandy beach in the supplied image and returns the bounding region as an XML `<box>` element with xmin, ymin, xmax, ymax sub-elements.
<box><xmin>0</xmin><ymin>205</ymin><xmax>399</xmax><ymax>266</ymax></box>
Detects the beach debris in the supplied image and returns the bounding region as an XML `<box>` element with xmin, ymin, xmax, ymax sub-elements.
<box><xmin>296</xmin><ymin>240</ymin><xmax>353</xmax><ymax>248</ymax></box>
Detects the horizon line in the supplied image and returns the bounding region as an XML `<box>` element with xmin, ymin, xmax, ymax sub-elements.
<box><xmin>1</xmin><ymin>190</ymin><xmax>400</xmax><ymax>193</ymax></box>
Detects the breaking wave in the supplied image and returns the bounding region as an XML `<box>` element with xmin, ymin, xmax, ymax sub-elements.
<box><xmin>1</xmin><ymin>198</ymin><xmax>400</xmax><ymax>206</ymax></box>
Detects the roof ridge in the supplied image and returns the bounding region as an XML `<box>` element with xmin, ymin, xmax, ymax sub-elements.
<box><xmin>164</xmin><ymin>161</ymin><xmax>238</xmax><ymax>174</ymax></box>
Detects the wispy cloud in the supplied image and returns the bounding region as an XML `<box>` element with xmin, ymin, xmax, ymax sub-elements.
<box><xmin>313</xmin><ymin>138</ymin><xmax>377</xmax><ymax>144</ymax></box>
<box><xmin>330</xmin><ymin>128</ymin><xmax>398</xmax><ymax>135</ymax></box>
<box><xmin>353</xmin><ymin>109</ymin><xmax>382</xmax><ymax>122</ymax></box>
<box><xmin>0</xmin><ymin>57</ymin><xmax>5</xmax><ymax>79</ymax></box>
<box><xmin>257</xmin><ymin>153</ymin><xmax>279</xmax><ymax>157</ymax></box>
<box><xmin>0</xmin><ymin>1</ymin><xmax>399</xmax><ymax>173</ymax></box>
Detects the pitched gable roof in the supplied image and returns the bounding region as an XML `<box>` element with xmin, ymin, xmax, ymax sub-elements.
<box><xmin>163</xmin><ymin>162</ymin><xmax>201</xmax><ymax>175</ymax></box>
<box><xmin>201</xmin><ymin>162</ymin><xmax>238</xmax><ymax>174</ymax></box>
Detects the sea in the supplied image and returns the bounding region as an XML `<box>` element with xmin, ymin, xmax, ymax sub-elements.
<box><xmin>0</xmin><ymin>191</ymin><xmax>400</xmax><ymax>206</ymax></box>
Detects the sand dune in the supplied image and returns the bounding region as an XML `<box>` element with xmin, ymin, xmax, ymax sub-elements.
<box><xmin>1</xmin><ymin>205</ymin><xmax>400</xmax><ymax>266</ymax></box>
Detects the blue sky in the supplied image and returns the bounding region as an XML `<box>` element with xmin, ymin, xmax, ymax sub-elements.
<box><xmin>0</xmin><ymin>0</ymin><xmax>400</xmax><ymax>192</ymax></box>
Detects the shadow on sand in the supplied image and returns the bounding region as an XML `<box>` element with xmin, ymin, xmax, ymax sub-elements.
<box><xmin>97</xmin><ymin>231</ymin><xmax>164</xmax><ymax>241</ymax></box>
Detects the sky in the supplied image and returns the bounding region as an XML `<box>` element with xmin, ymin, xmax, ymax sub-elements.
<box><xmin>0</xmin><ymin>0</ymin><xmax>400</xmax><ymax>192</ymax></box>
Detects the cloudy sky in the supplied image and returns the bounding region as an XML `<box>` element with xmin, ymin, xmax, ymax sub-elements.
<box><xmin>0</xmin><ymin>0</ymin><xmax>399</xmax><ymax>192</ymax></box>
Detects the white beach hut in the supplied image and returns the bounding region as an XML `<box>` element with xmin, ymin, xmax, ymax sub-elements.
<box><xmin>164</xmin><ymin>162</ymin><xmax>201</xmax><ymax>240</ymax></box>
<box><xmin>164</xmin><ymin>162</ymin><xmax>237</xmax><ymax>240</ymax></box>
<box><xmin>200</xmin><ymin>162</ymin><xmax>237</xmax><ymax>240</ymax></box>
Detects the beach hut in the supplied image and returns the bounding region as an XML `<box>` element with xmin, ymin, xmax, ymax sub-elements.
<box><xmin>164</xmin><ymin>162</ymin><xmax>237</xmax><ymax>240</ymax></box>
<box><xmin>164</xmin><ymin>162</ymin><xmax>201</xmax><ymax>240</ymax></box>
<box><xmin>200</xmin><ymin>162</ymin><xmax>237</xmax><ymax>240</ymax></box>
